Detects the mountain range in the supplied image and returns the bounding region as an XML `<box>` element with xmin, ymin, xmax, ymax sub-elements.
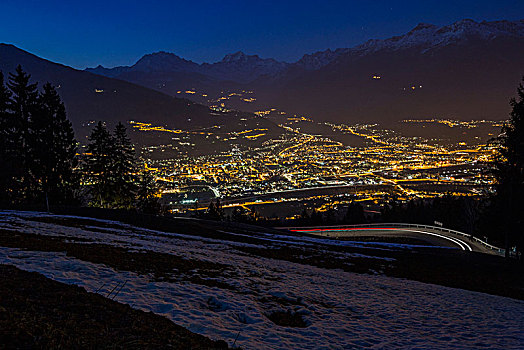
<box><xmin>87</xmin><ymin>50</ymin><xmax>288</xmax><ymax>84</ymax></box>
<box><xmin>1</xmin><ymin>18</ymin><xmax>523</xmax><ymax>135</ymax></box>
<box><xmin>87</xmin><ymin>19</ymin><xmax>524</xmax><ymax>123</ymax></box>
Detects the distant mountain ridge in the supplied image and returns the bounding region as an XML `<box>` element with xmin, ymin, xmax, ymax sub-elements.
<box><xmin>286</xmin><ymin>19</ymin><xmax>524</xmax><ymax>70</ymax></box>
<box><xmin>88</xmin><ymin>19</ymin><xmax>524</xmax><ymax>80</ymax></box>
<box><xmin>85</xmin><ymin>18</ymin><xmax>524</xmax><ymax>123</ymax></box>
<box><xmin>88</xmin><ymin>50</ymin><xmax>288</xmax><ymax>83</ymax></box>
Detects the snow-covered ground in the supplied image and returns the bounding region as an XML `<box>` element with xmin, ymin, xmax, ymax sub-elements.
<box><xmin>0</xmin><ymin>211</ymin><xmax>522</xmax><ymax>349</ymax></box>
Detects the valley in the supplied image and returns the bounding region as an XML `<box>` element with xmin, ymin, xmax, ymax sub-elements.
<box><xmin>109</xmin><ymin>111</ymin><xmax>501</xmax><ymax>216</ymax></box>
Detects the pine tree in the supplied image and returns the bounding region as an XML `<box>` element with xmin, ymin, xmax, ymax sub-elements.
<box><xmin>135</xmin><ymin>168</ymin><xmax>160</xmax><ymax>214</ymax></box>
<box><xmin>206</xmin><ymin>199</ymin><xmax>224</xmax><ymax>220</ymax></box>
<box><xmin>0</xmin><ymin>72</ymin><xmax>13</xmax><ymax>203</ymax></box>
<box><xmin>111</xmin><ymin>122</ymin><xmax>137</xmax><ymax>208</ymax></box>
<box><xmin>31</xmin><ymin>83</ymin><xmax>78</xmax><ymax>209</ymax></box>
<box><xmin>85</xmin><ymin>122</ymin><xmax>114</xmax><ymax>207</ymax></box>
<box><xmin>492</xmin><ymin>77</ymin><xmax>524</xmax><ymax>258</ymax></box>
<box><xmin>0</xmin><ymin>72</ymin><xmax>11</xmax><ymax>138</ymax></box>
<box><xmin>7</xmin><ymin>65</ymin><xmax>39</xmax><ymax>201</ymax></box>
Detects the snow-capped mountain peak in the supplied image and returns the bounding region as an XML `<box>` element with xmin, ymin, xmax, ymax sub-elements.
<box><xmin>409</xmin><ymin>22</ymin><xmax>438</xmax><ymax>33</ymax></box>
<box><xmin>355</xmin><ymin>19</ymin><xmax>524</xmax><ymax>54</ymax></box>
<box><xmin>294</xmin><ymin>19</ymin><xmax>524</xmax><ymax>71</ymax></box>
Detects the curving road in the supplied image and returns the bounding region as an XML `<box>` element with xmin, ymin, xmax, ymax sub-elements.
<box><xmin>287</xmin><ymin>224</ymin><xmax>504</xmax><ymax>255</ymax></box>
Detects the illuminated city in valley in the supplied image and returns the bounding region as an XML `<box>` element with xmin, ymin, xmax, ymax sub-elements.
<box><xmin>117</xmin><ymin>94</ymin><xmax>504</xmax><ymax>218</ymax></box>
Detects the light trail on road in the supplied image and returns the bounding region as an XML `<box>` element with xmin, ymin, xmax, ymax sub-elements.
<box><xmin>290</xmin><ymin>227</ymin><xmax>473</xmax><ymax>251</ymax></box>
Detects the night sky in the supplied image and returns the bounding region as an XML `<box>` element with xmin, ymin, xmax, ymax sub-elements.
<box><xmin>1</xmin><ymin>0</ymin><xmax>523</xmax><ymax>69</ymax></box>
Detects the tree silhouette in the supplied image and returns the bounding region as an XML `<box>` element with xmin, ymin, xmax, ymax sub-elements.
<box><xmin>31</xmin><ymin>83</ymin><xmax>78</xmax><ymax>209</ymax></box>
<box><xmin>0</xmin><ymin>71</ymin><xmax>14</xmax><ymax>203</ymax></box>
<box><xmin>85</xmin><ymin>122</ymin><xmax>114</xmax><ymax>207</ymax></box>
<box><xmin>206</xmin><ymin>199</ymin><xmax>224</xmax><ymax>221</ymax></box>
<box><xmin>84</xmin><ymin>121</ymin><xmax>161</xmax><ymax>212</ymax></box>
<box><xmin>7</xmin><ymin>65</ymin><xmax>39</xmax><ymax>200</ymax></box>
<box><xmin>0</xmin><ymin>68</ymin><xmax>78</xmax><ymax>207</ymax></box>
<box><xmin>135</xmin><ymin>168</ymin><xmax>160</xmax><ymax>214</ymax></box>
<box><xmin>491</xmin><ymin>77</ymin><xmax>524</xmax><ymax>258</ymax></box>
<box><xmin>111</xmin><ymin>122</ymin><xmax>137</xmax><ymax>208</ymax></box>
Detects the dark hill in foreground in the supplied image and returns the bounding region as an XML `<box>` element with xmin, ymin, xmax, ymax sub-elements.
<box><xmin>0</xmin><ymin>44</ymin><xmax>250</xmax><ymax>132</ymax></box>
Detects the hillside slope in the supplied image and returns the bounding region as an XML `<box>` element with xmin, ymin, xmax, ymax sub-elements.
<box><xmin>0</xmin><ymin>44</ymin><xmax>247</xmax><ymax>131</ymax></box>
<box><xmin>259</xmin><ymin>20</ymin><xmax>524</xmax><ymax>123</ymax></box>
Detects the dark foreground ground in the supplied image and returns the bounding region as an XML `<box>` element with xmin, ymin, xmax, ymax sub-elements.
<box><xmin>0</xmin><ymin>209</ymin><xmax>523</xmax><ymax>348</ymax></box>
<box><xmin>0</xmin><ymin>265</ymin><xmax>229</xmax><ymax>349</ymax></box>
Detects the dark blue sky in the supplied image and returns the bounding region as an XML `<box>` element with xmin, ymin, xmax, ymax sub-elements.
<box><xmin>1</xmin><ymin>0</ymin><xmax>523</xmax><ymax>69</ymax></box>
